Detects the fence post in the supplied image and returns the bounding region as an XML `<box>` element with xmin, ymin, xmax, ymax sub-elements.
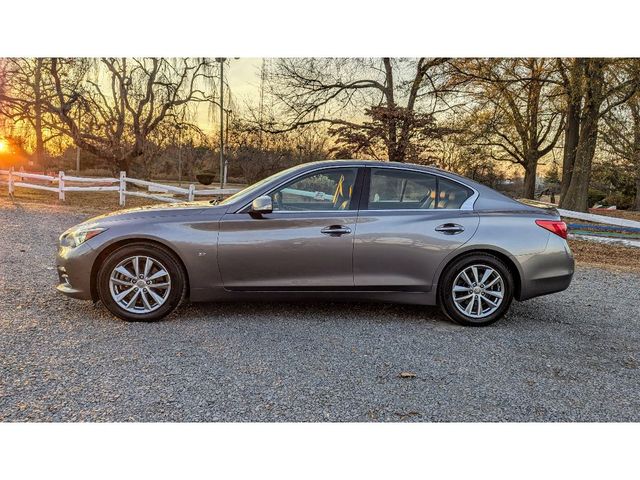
<box><xmin>8</xmin><ymin>167</ymin><xmax>14</xmax><ymax>196</ymax></box>
<box><xmin>58</xmin><ymin>171</ymin><xmax>65</xmax><ymax>201</ymax></box>
<box><xmin>188</xmin><ymin>184</ymin><xmax>195</xmax><ymax>202</ymax></box>
<box><xmin>119</xmin><ymin>171</ymin><xmax>126</xmax><ymax>206</ymax></box>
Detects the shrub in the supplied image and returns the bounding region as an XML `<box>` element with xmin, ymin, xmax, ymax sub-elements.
<box><xmin>602</xmin><ymin>192</ymin><xmax>633</xmax><ymax>210</ymax></box>
<box><xmin>587</xmin><ymin>188</ymin><xmax>607</xmax><ymax>207</ymax></box>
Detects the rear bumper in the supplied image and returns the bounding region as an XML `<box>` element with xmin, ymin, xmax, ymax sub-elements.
<box><xmin>517</xmin><ymin>236</ymin><xmax>575</xmax><ymax>301</ymax></box>
<box><xmin>519</xmin><ymin>272</ymin><xmax>573</xmax><ymax>301</ymax></box>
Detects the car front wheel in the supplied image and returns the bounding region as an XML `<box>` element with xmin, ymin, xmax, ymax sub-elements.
<box><xmin>438</xmin><ymin>253</ymin><xmax>514</xmax><ymax>326</ymax></box>
<box><xmin>97</xmin><ymin>243</ymin><xmax>186</xmax><ymax>322</ymax></box>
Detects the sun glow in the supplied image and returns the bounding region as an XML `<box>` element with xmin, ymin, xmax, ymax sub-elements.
<box><xmin>0</xmin><ymin>138</ymin><xmax>9</xmax><ymax>153</ymax></box>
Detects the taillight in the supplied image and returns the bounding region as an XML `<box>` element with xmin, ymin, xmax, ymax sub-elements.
<box><xmin>535</xmin><ymin>219</ymin><xmax>568</xmax><ymax>239</ymax></box>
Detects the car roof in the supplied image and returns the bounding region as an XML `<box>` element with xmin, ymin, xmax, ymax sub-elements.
<box><xmin>297</xmin><ymin>159</ymin><xmax>436</xmax><ymax>169</ymax></box>
<box><xmin>294</xmin><ymin>159</ymin><xmax>479</xmax><ymax>185</ymax></box>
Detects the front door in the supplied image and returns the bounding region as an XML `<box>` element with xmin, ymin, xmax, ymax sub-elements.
<box><xmin>353</xmin><ymin>167</ymin><xmax>479</xmax><ymax>291</ymax></box>
<box><xmin>218</xmin><ymin>167</ymin><xmax>361</xmax><ymax>290</ymax></box>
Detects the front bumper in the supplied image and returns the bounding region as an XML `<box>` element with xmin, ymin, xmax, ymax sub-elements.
<box><xmin>55</xmin><ymin>242</ymin><xmax>99</xmax><ymax>301</ymax></box>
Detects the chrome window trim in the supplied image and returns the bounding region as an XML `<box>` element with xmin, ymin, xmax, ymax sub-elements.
<box><xmin>359</xmin><ymin>208</ymin><xmax>477</xmax><ymax>214</ymax></box>
<box><xmin>234</xmin><ymin>163</ymin><xmax>479</xmax><ymax>214</ymax></box>
<box><xmin>243</xmin><ymin>210</ymin><xmax>359</xmax><ymax>215</ymax></box>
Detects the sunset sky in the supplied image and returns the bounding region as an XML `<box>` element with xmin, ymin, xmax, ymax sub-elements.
<box><xmin>192</xmin><ymin>58</ymin><xmax>264</xmax><ymax>136</ymax></box>
<box><xmin>226</xmin><ymin>58</ymin><xmax>263</xmax><ymax>103</ymax></box>
<box><xmin>0</xmin><ymin>58</ymin><xmax>266</xmax><ymax>153</ymax></box>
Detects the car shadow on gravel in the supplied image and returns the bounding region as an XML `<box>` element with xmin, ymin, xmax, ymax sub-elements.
<box><xmin>174</xmin><ymin>300</ymin><xmax>467</xmax><ymax>329</ymax></box>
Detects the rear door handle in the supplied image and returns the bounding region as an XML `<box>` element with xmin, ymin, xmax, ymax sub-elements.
<box><xmin>321</xmin><ymin>225</ymin><xmax>352</xmax><ymax>236</ymax></box>
<box><xmin>435</xmin><ymin>223</ymin><xmax>465</xmax><ymax>235</ymax></box>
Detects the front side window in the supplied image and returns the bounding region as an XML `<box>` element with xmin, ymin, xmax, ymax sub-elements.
<box><xmin>270</xmin><ymin>168</ymin><xmax>358</xmax><ymax>211</ymax></box>
<box><xmin>367</xmin><ymin>168</ymin><xmax>472</xmax><ymax>210</ymax></box>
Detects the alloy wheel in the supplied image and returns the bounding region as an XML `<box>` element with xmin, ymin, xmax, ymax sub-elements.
<box><xmin>108</xmin><ymin>255</ymin><xmax>172</xmax><ymax>314</ymax></box>
<box><xmin>451</xmin><ymin>264</ymin><xmax>504</xmax><ymax>319</ymax></box>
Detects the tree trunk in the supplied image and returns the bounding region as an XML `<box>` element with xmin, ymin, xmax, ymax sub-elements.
<box><xmin>561</xmin><ymin>114</ymin><xmax>599</xmax><ymax>211</ymax></box>
<box><xmin>561</xmin><ymin>59</ymin><xmax>605</xmax><ymax>212</ymax></box>
<box><xmin>116</xmin><ymin>158</ymin><xmax>130</xmax><ymax>174</ymax></box>
<box><xmin>560</xmin><ymin>95</ymin><xmax>581</xmax><ymax>204</ymax></box>
<box><xmin>33</xmin><ymin>59</ymin><xmax>45</xmax><ymax>168</ymax></box>
<box><xmin>635</xmin><ymin>148</ymin><xmax>640</xmax><ymax>211</ymax></box>
<box><xmin>382</xmin><ymin>58</ymin><xmax>400</xmax><ymax>162</ymax></box>
<box><xmin>633</xmin><ymin>109</ymin><xmax>640</xmax><ymax>211</ymax></box>
<box><xmin>522</xmin><ymin>154</ymin><xmax>539</xmax><ymax>199</ymax></box>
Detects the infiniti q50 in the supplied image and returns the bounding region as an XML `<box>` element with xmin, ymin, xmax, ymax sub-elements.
<box><xmin>56</xmin><ymin>160</ymin><xmax>574</xmax><ymax>326</ymax></box>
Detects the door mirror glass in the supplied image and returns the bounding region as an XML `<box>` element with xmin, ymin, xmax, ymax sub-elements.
<box><xmin>251</xmin><ymin>195</ymin><xmax>273</xmax><ymax>214</ymax></box>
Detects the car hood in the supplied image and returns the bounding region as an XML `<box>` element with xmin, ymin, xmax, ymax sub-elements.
<box><xmin>80</xmin><ymin>201</ymin><xmax>226</xmax><ymax>225</ymax></box>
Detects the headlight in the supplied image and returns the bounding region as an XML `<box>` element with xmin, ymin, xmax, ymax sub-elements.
<box><xmin>60</xmin><ymin>225</ymin><xmax>107</xmax><ymax>248</ymax></box>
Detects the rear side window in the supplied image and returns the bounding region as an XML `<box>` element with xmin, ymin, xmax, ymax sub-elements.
<box><xmin>437</xmin><ymin>177</ymin><xmax>473</xmax><ymax>209</ymax></box>
<box><xmin>367</xmin><ymin>168</ymin><xmax>472</xmax><ymax>210</ymax></box>
<box><xmin>368</xmin><ymin>169</ymin><xmax>437</xmax><ymax>209</ymax></box>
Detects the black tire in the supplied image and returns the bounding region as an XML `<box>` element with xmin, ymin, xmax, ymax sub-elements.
<box><xmin>97</xmin><ymin>242</ymin><xmax>187</xmax><ymax>322</ymax></box>
<box><xmin>438</xmin><ymin>253</ymin><xmax>514</xmax><ymax>327</ymax></box>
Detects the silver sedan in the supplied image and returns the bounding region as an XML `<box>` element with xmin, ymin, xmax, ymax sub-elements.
<box><xmin>56</xmin><ymin>160</ymin><xmax>574</xmax><ymax>326</ymax></box>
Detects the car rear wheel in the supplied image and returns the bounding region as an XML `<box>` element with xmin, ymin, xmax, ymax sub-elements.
<box><xmin>438</xmin><ymin>253</ymin><xmax>514</xmax><ymax>326</ymax></box>
<box><xmin>97</xmin><ymin>243</ymin><xmax>186</xmax><ymax>322</ymax></box>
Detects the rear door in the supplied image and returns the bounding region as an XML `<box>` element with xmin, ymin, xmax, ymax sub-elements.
<box><xmin>353</xmin><ymin>167</ymin><xmax>479</xmax><ymax>291</ymax></box>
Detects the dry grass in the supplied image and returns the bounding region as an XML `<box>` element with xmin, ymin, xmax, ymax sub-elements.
<box><xmin>3</xmin><ymin>188</ymin><xmax>184</xmax><ymax>214</ymax></box>
<box><xmin>588</xmin><ymin>209</ymin><xmax>640</xmax><ymax>222</ymax></box>
<box><xmin>569</xmin><ymin>239</ymin><xmax>640</xmax><ymax>273</ymax></box>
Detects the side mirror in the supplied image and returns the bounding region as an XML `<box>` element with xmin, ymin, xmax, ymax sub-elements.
<box><xmin>250</xmin><ymin>195</ymin><xmax>273</xmax><ymax>215</ymax></box>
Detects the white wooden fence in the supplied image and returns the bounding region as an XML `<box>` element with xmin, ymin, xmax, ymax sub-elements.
<box><xmin>557</xmin><ymin>208</ymin><xmax>640</xmax><ymax>230</ymax></box>
<box><xmin>0</xmin><ymin>168</ymin><xmax>240</xmax><ymax>206</ymax></box>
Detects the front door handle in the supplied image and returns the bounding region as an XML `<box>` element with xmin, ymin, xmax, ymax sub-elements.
<box><xmin>435</xmin><ymin>223</ymin><xmax>465</xmax><ymax>235</ymax></box>
<box><xmin>321</xmin><ymin>225</ymin><xmax>352</xmax><ymax>236</ymax></box>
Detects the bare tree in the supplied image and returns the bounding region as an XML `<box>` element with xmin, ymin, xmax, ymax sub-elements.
<box><xmin>44</xmin><ymin>58</ymin><xmax>218</xmax><ymax>174</ymax></box>
<box><xmin>601</xmin><ymin>94</ymin><xmax>640</xmax><ymax>210</ymax></box>
<box><xmin>448</xmin><ymin>58</ymin><xmax>565</xmax><ymax>199</ymax></box>
<box><xmin>0</xmin><ymin>58</ymin><xmax>62</xmax><ymax>167</ymax></box>
<box><xmin>558</xmin><ymin>58</ymin><xmax>640</xmax><ymax>211</ymax></box>
<box><xmin>264</xmin><ymin>58</ymin><xmax>452</xmax><ymax>163</ymax></box>
<box><xmin>229</xmin><ymin>116</ymin><xmax>329</xmax><ymax>183</ymax></box>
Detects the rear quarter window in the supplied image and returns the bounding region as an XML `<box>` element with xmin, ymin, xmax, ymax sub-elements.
<box><xmin>436</xmin><ymin>177</ymin><xmax>473</xmax><ymax>209</ymax></box>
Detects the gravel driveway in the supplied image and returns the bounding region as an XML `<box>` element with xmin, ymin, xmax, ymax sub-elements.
<box><xmin>1</xmin><ymin>199</ymin><xmax>639</xmax><ymax>422</ymax></box>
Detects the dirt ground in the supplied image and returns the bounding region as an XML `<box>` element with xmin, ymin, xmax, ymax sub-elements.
<box><xmin>589</xmin><ymin>209</ymin><xmax>640</xmax><ymax>222</ymax></box>
<box><xmin>2</xmin><ymin>199</ymin><xmax>639</xmax><ymax>422</ymax></box>
<box><xmin>3</xmin><ymin>187</ymin><xmax>203</xmax><ymax>214</ymax></box>
<box><xmin>568</xmin><ymin>239</ymin><xmax>640</xmax><ymax>272</ymax></box>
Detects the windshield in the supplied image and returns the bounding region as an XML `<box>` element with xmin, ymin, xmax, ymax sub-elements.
<box><xmin>216</xmin><ymin>164</ymin><xmax>309</xmax><ymax>206</ymax></box>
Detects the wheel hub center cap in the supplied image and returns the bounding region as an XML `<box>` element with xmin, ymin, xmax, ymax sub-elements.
<box><xmin>473</xmin><ymin>286</ymin><xmax>482</xmax><ymax>294</ymax></box>
<box><xmin>136</xmin><ymin>279</ymin><xmax>147</xmax><ymax>288</ymax></box>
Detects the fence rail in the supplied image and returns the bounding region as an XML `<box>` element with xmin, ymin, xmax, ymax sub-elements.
<box><xmin>558</xmin><ymin>208</ymin><xmax>640</xmax><ymax>230</ymax></box>
<box><xmin>0</xmin><ymin>168</ymin><xmax>239</xmax><ymax>206</ymax></box>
